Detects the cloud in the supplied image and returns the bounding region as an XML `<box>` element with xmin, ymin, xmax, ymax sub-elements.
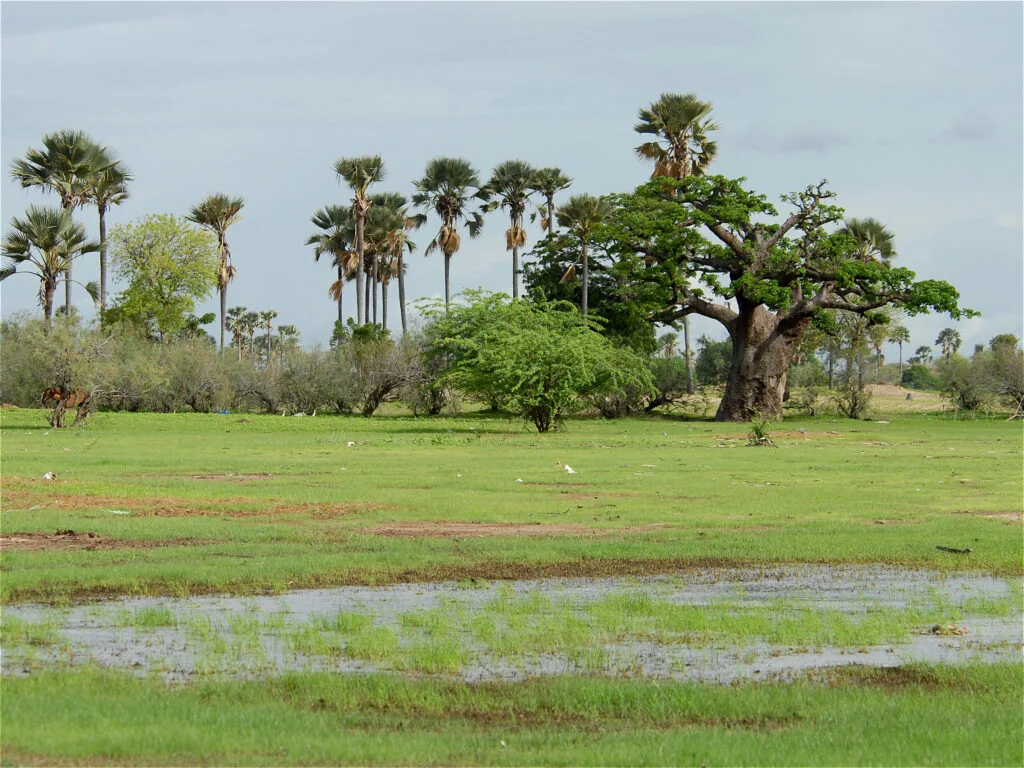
<box><xmin>739</xmin><ymin>125</ymin><xmax>853</xmax><ymax>154</ymax></box>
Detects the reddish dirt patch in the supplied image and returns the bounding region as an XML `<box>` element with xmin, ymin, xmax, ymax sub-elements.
<box><xmin>867</xmin><ymin>519</ymin><xmax>920</xmax><ymax>526</ymax></box>
<box><xmin>0</xmin><ymin>531</ymin><xmax>213</xmax><ymax>553</ymax></box>
<box><xmin>365</xmin><ymin>521</ymin><xmax>672</xmax><ymax>538</ymax></box>
<box><xmin>186</xmin><ymin>473</ymin><xmax>276</xmax><ymax>482</ymax></box>
<box><xmin>954</xmin><ymin>510</ymin><xmax>1023</xmax><ymax>522</ymax></box>
<box><xmin>0</xmin><ymin>488</ymin><xmax>384</xmax><ymax>519</ymax></box>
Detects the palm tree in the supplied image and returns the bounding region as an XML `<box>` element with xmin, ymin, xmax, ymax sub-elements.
<box><xmin>635</xmin><ymin>93</ymin><xmax>720</xmax><ymax>394</ymax></box>
<box><xmin>914</xmin><ymin>345</ymin><xmax>933</xmax><ymax>365</ymax></box>
<box><xmin>839</xmin><ymin>218</ymin><xmax>898</xmax><ymax>263</ymax></box>
<box><xmin>10</xmin><ymin>129</ymin><xmax>115</xmax><ymax>309</ymax></box>
<box><xmin>888</xmin><ymin>324</ymin><xmax>911</xmax><ymax>379</ymax></box>
<box><xmin>485</xmin><ymin>160</ymin><xmax>535</xmax><ymax>299</ymax></box>
<box><xmin>261</xmin><ymin>309</ymin><xmax>278</xmax><ymax>364</ymax></box>
<box><xmin>411</xmin><ymin>157</ymin><xmax>486</xmax><ymax>311</ymax></box>
<box><xmin>83</xmin><ymin>161</ymin><xmax>132</xmax><ymax>310</ymax></box>
<box><xmin>528</xmin><ymin>167</ymin><xmax>572</xmax><ymax>235</ymax></box>
<box><xmin>659</xmin><ymin>331</ymin><xmax>679</xmax><ymax>358</ymax></box>
<box><xmin>227</xmin><ymin>305</ymin><xmax>248</xmax><ymax>360</ymax></box>
<box><xmin>556</xmin><ymin>194</ymin><xmax>614</xmax><ymax>317</ymax></box>
<box><xmin>186</xmin><ymin>193</ymin><xmax>245</xmax><ymax>352</ymax></box>
<box><xmin>334</xmin><ymin>155</ymin><xmax>385</xmax><ymax>326</ymax></box>
<box><xmin>635</xmin><ymin>93</ymin><xmax>719</xmax><ymax>180</ymax></box>
<box><xmin>367</xmin><ymin>193</ymin><xmax>416</xmax><ymax>334</ymax></box>
<box><xmin>307</xmin><ymin>205</ymin><xmax>357</xmax><ymax>324</ymax></box>
<box><xmin>1</xmin><ymin>205</ymin><xmax>99</xmax><ymax>332</ymax></box>
<box><xmin>936</xmin><ymin>328</ymin><xmax>962</xmax><ymax>361</ymax></box>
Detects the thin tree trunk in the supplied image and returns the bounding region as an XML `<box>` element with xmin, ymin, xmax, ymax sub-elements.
<box><xmin>65</xmin><ymin>263</ymin><xmax>72</xmax><ymax>312</ymax></box>
<box><xmin>581</xmin><ymin>239</ymin><xmax>589</xmax><ymax>317</ymax></box>
<box><xmin>382</xmin><ymin>281</ymin><xmax>388</xmax><ymax>331</ymax></box>
<box><xmin>98</xmin><ymin>204</ymin><xmax>108</xmax><ymax>311</ymax></box>
<box><xmin>43</xmin><ymin>282</ymin><xmax>55</xmax><ymax>334</ymax></box>
<box><xmin>683</xmin><ymin>315</ymin><xmax>694</xmax><ymax>395</ymax></box>
<box><xmin>219</xmin><ymin>283</ymin><xmax>227</xmax><ymax>353</ymax></box>
<box><xmin>547</xmin><ymin>196</ymin><xmax>556</xmax><ymax>233</ymax></box>
<box><xmin>398</xmin><ymin>252</ymin><xmax>408</xmax><ymax>336</ymax></box>
<box><xmin>355</xmin><ymin>217</ymin><xmax>365</xmax><ymax>326</ymax></box>
<box><xmin>513</xmin><ymin>241</ymin><xmax>520</xmax><ymax>300</ymax></box>
<box><xmin>444</xmin><ymin>252</ymin><xmax>452</xmax><ymax>311</ymax></box>
<box><xmin>898</xmin><ymin>342</ymin><xmax>904</xmax><ymax>380</ymax></box>
<box><xmin>372</xmin><ymin>253</ymin><xmax>379</xmax><ymax>325</ymax></box>
<box><xmin>364</xmin><ymin>260</ymin><xmax>371</xmax><ymax>326</ymax></box>
<box><xmin>342</xmin><ymin>264</ymin><xmax>350</xmax><ymax>325</ymax></box>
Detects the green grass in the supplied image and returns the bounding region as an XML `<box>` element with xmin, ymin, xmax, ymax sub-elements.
<box><xmin>2</xmin><ymin>664</ymin><xmax>1020</xmax><ymax>766</ymax></box>
<box><xmin>1</xmin><ymin>408</ymin><xmax>1020</xmax><ymax>603</ymax></box>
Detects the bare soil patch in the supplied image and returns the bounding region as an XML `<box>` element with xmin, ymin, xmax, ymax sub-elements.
<box><xmin>366</xmin><ymin>521</ymin><xmax>672</xmax><ymax>538</ymax></box>
<box><xmin>0</xmin><ymin>531</ymin><xmax>212</xmax><ymax>553</ymax></box>
<box><xmin>1</xmin><ymin>488</ymin><xmax>382</xmax><ymax>519</ymax></box>
<box><xmin>954</xmin><ymin>510</ymin><xmax>1023</xmax><ymax>523</ymax></box>
<box><xmin>185</xmin><ymin>473</ymin><xmax>276</xmax><ymax>482</ymax></box>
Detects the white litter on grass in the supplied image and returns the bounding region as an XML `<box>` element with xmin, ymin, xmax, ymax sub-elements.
<box><xmin>42</xmin><ymin>472</ymin><xmax>56</xmax><ymax>481</ymax></box>
<box><xmin>516</xmin><ymin>478</ymin><xmax>523</xmax><ymax>483</ymax></box>
<box><xmin>565</xmin><ymin>465</ymin><xmax>576</xmax><ymax>474</ymax></box>
<box><xmin>346</xmin><ymin>441</ymin><xmax>356</xmax><ymax>447</ymax></box>
<box><xmin>107</xmin><ymin>510</ymin><xmax>131</xmax><ymax>516</ymax></box>
<box><xmin>875</xmin><ymin>420</ymin><xmax>890</xmax><ymax>424</ymax></box>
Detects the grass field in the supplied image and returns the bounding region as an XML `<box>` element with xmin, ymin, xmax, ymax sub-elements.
<box><xmin>1</xmin><ymin>399</ymin><xmax>1022</xmax><ymax>765</ymax></box>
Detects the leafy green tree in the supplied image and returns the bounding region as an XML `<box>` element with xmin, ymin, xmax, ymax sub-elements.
<box><xmin>335</xmin><ymin>155</ymin><xmax>385</xmax><ymax>326</ymax></box>
<box><xmin>1</xmin><ymin>206</ymin><xmax>99</xmax><ymax>332</ymax></box>
<box><xmin>424</xmin><ymin>291</ymin><xmax>654</xmax><ymax>432</ymax></box>
<box><xmin>307</xmin><ymin>205</ymin><xmax>356</xmax><ymax>324</ymax></box>
<box><xmin>602</xmin><ymin>175</ymin><xmax>971</xmax><ymax>420</ymax></box>
<box><xmin>528</xmin><ymin>167</ymin><xmax>572</xmax><ymax>234</ymax></box>
<box><xmin>186</xmin><ymin>193</ymin><xmax>245</xmax><ymax>352</ymax></box>
<box><xmin>522</xmin><ymin>233</ymin><xmax>658</xmax><ymax>354</ymax></box>
<box><xmin>694</xmin><ymin>335</ymin><xmax>732</xmax><ymax>386</ymax></box>
<box><xmin>411</xmin><ymin>157</ymin><xmax>486</xmax><ymax>310</ymax></box>
<box><xmin>10</xmin><ymin>129</ymin><xmax>116</xmax><ymax>309</ymax></box>
<box><xmin>484</xmin><ymin>160</ymin><xmax>535</xmax><ymax>299</ymax></box>
<box><xmin>936</xmin><ymin>327</ymin><xmax>962</xmax><ymax>361</ymax></box>
<box><xmin>555</xmin><ymin>194</ymin><xmax>614</xmax><ymax>317</ymax></box>
<box><xmin>911</xmin><ymin>345</ymin><xmax>933</xmax><ymax>365</ymax></box>
<box><xmin>887</xmin><ymin>323</ymin><xmax>911</xmax><ymax>378</ymax></box>
<box><xmin>105</xmin><ymin>214</ymin><xmax>219</xmax><ymax>342</ymax></box>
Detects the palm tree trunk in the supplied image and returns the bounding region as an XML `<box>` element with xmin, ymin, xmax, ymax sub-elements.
<box><xmin>444</xmin><ymin>252</ymin><xmax>452</xmax><ymax>311</ymax></box>
<box><xmin>398</xmin><ymin>253</ymin><xmax>408</xmax><ymax>336</ymax></box>
<box><xmin>364</xmin><ymin>261</ymin><xmax>371</xmax><ymax>325</ymax></box>
<box><xmin>342</xmin><ymin>264</ymin><xmax>350</xmax><ymax>325</ymax></box>
<box><xmin>512</xmin><ymin>242</ymin><xmax>520</xmax><ymax>300</ymax></box>
<box><xmin>355</xmin><ymin>217</ymin><xmax>365</xmax><ymax>326</ymax></box>
<box><xmin>220</xmin><ymin>284</ymin><xmax>227</xmax><ymax>353</ymax></box>
<box><xmin>581</xmin><ymin>239</ymin><xmax>589</xmax><ymax>317</ymax></box>
<box><xmin>43</xmin><ymin>281</ymin><xmax>55</xmax><ymax>335</ymax></box>
<box><xmin>547</xmin><ymin>196</ymin><xmax>556</xmax><ymax>233</ymax></box>
<box><xmin>65</xmin><ymin>262</ymin><xmax>72</xmax><ymax>312</ymax></box>
<box><xmin>372</xmin><ymin>254</ymin><xmax>379</xmax><ymax>325</ymax></box>
<box><xmin>98</xmin><ymin>204</ymin><xmax>108</xmax><ymax>311</ymax></box>
<box><xmin>683</xmin><ymin>315</ymin><xmax>694</xmax><ymax>395</ymax></box>
<box><xmin>382</xmin><ymin>281</ymin><xmax>388</xmax><ymax>331</ymax></box>
<box><xmin>898</xmin><ymin>342</ymin><xmax>904</xmax><ymax>380</ymax></box>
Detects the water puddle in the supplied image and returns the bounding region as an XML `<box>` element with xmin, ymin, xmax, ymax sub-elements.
<box><xmin>3</xmin><ymin>566</ymin><xmax>1021</xmax><ymax>684</ymax></box>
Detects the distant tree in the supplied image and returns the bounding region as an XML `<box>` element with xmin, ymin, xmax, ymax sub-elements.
<box><xmin>186</xmin><ymin>193</ymin><xmax>245</xmax><ymax>352</ymax></box>
<box><xmin>912</xmin><ymin>345</ymin><xmax>934</xmax><ymax>365</ymax></box>
<box><xmin>694</xmin><ymin>335</ymin><xmax>732</xmax><ymax>386</ymax></box>
<box><xmin>838</xmin><ymin>218</ymin><xmax>898</xmax><ymax>264</ymax></box>
<box><xmin>887</xmin><ymin>323</ymin><xmax>911</xmax><ymax>379</ymax></box>
<box><xmin>658</xmin><ymin>331</ymin><xmax>679</xmax><ymax>358</ymax></box>
<box><xmin>528</xmin><ymin>167</ymin><xmax>572</xmax><ymax>235</ymax></box>
<box><xmin>105</xmin><ymin>214</ymin><xmax>218</xmax><ymax>342</ymax></box>
<box><xmin>411</xmin><ymin>157</ymin><xmax>486</xmax><ymax>311</ymax></box>
<box><xmin>484</xmin><ymin>160</ymin><xmax>536</xmax><ymax>299</ymax></box>
<box><xmin>366</xmin><ymin>193</ymin><xmax>417</xmax><ymax>334</ymax></box>
<box><xmin>555</xmin><ymin>194</ymin><xmax>615</xmax><ymax>317</ymax></box>
<box><xmin>935</xmin><ymin>328</ymin><xmax>962</xmax><ymax>361</ymax></box>
<box><xmin>82</xmin><ymin>159</ymin><xmax>132</xmax><ymax>310</ymax></box>
<box><xmin>1</xmin><ymin>206</ymin><xmax>99</xmax><ymax>333</ymax></box>
<box><xmin>335</xmin><ymin>155</ymin><xmax>385</xmax><ymax>326</ymax></box>
<box><xmin>990</xmin><ymin>334</ymin><xmax>1020</xmax><ymax>355</ymax></box>
<box><xmin>10</xmin><ymin>129</ymin><xmax>116</xmax><ymax>309</ymax></box>
<box><xmin>307</xmin><ymin>205</ymin><xmax>356</xmax><ymax>324</ymax></box>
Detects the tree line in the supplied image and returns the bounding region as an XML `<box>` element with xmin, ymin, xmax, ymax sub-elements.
<box><xmin>3</xmin><ymin>93</ymin><xmax>991</xmax><ymax>421</ymax></box>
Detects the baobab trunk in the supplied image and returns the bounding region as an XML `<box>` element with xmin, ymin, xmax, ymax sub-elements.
<box><xmin>716</xmin><ymin>307</ymin><xmax>809</xmax><ymax>422</ymax></box>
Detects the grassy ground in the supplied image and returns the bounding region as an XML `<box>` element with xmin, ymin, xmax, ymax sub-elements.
<box><xmin>1</xmin><ymin>400</ymin><xmax>1021</xmax><ymax>765</ymax></box>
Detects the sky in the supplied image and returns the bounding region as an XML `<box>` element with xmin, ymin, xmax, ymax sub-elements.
<box><xmin>2</xmin><ymin>0</ymin><xmax>1022</xmax><ymax>359</ymax></box>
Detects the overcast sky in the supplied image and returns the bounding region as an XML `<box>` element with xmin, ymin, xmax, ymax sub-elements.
<box><xmin>2</xmin><ymin>0</ymin><xmax>1021</xmax><ymax>357</ymax></box>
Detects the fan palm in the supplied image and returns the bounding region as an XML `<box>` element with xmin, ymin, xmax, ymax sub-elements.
<box><xmin>186</xmin><ymin>193</ymin><xmax>245</xmax><ymax>352</ymax></box>
<box><xmin>10</xmin><ymin>129</ymin><xmax>116</xmax><ymax>309</ymax></box>
<box><xmin>528</xmin><ymin>167</ymin><xmax>572</xmax><ymax>235</ymax></box>
<box><xmin>635</xmin><ymin>93</ymin><xmax>720</xmax><ymax>394</ymax></box>
<box><xmin>484</xmin><ymin>160</ymin><xmax>535</xmax><ymax>299</ymax></box>
<box><xmin>82</xmin><ymin>161</ymin><xmax>132</xmax><ymax>310</ymax></box>
<box><xmin>556</xmin><ymin>194</ymin><xmax>614</xmax><ymax>317</ymax></box>
<box><xmin>1</xmin><ymin>205</ymin><xmax>99</xmax><ymax>332</ymax></box>
<box><xmin>334</xmin><ymin>155</ymin><xmax>385</xmax><ymax>326</ymax></box>
<box><xmin>936</xmin><ymin>328</ymin><xmax>962</xmax><ymax>361</ymax></box>
<box><xmin>411</xmin><ymin>157</ymin><xmax>486</xmax><ymax>311</ymax></box>
<box><xmin>227</xmin><ymin>306</ymin><xmax>248</xmax><ymax>360</ymax></box>
<box><xmin>839</xmin><ymin>218</ymin><xmax>898</xmax><ymax>263</ymax></box>
<box><xmin>307</xmin><ymin>205</ymin><xmax>357</xmax><ymax>324</ymax></box>
<box><xmin>887</xmin><ymin>324</ymin><xmax>911</xmax><ymax>378</ymax></box>
<box><xmin>367</xmin><ymin>193</ymin><xmax>416</xmax><ymax>334</ymax></box>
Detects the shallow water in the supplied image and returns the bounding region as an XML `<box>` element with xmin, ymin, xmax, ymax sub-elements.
<box><xmin>3</xmin><ymin>565</ymin><xmax>1021</xmax><ymax>683</ymax></box>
